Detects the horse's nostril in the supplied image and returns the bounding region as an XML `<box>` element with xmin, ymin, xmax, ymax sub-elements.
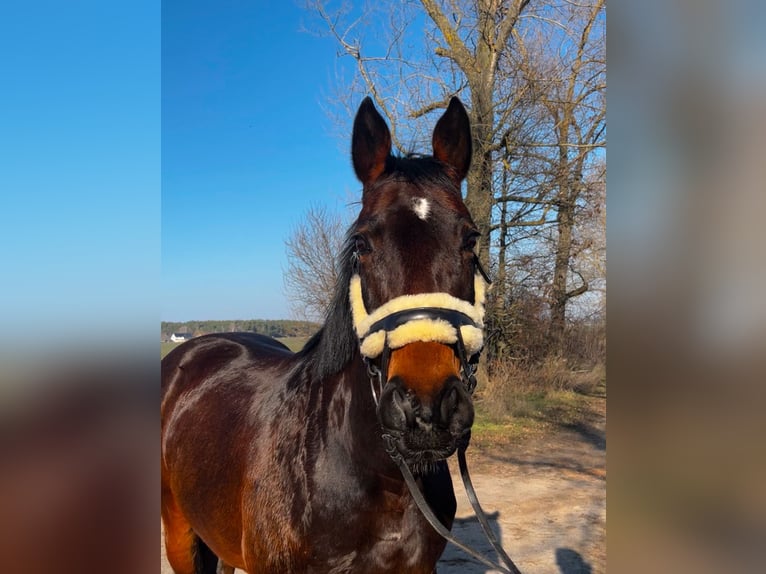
<box><xmin>440</xmin><ymin>385</ymin><xmax>458</xmax><ymax>422</ymax></box>
<box><xmin>392</xmin><ymin>387</ymin><xmax>405</xmax><ymax>408</ymax></box>
<box><xmin>392</xmin><ymin>387</ymin><xmax>415</xmax><ymax>426</ymax></box>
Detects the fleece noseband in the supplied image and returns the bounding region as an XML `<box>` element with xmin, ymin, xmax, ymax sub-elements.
<box><xmin>349</xmin><ymin>270</ymin><xmax>488</xmax><ymax>403</ymax></box>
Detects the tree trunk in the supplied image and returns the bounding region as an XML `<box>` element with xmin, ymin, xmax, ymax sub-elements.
<box><xmin>549</xmin><ymin>197</ymin><xmax>574</xmax><ymax>353</ymax></box>
<box><xmin>465</xmin><ymin>109</ymin><xmax>494</xmax><ymax>271</ymax></box>
<box><xmin>463</xmin><ymin>0</ymin><xmax>498</xmax><ymax>271</ymax></box>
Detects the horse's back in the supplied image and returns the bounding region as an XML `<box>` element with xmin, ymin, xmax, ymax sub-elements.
<box><xmin>162</xmin><ymin>332</ymin><xmax>291</xmax><ymax>391</ymax></box>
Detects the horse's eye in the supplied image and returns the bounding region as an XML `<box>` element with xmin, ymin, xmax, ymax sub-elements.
<box><xmin>354</xmin><ymin>235</ymin><xmax>371</xmax><ymax>254</ymax></box>
<box><xmin>462</xmin><ymin>231</ymin><xmax>480</xmax><ymax>252</ymax></box>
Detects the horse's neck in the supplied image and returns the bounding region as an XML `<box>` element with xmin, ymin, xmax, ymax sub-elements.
<box><xmin>327</xmin><ymin>360</ymin><xmax>403</xmax><ymax>481</ymax></box>
<box><xmin>297</xmin><ymin>322</ymin><xmax>404</xmax><ymax>480</ymax></box>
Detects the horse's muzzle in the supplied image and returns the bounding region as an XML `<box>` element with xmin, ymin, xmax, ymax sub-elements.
<box><xmin>378</xmin><ymin>375</ymin><xmax>474</xmax><ymax>467</ymax></box>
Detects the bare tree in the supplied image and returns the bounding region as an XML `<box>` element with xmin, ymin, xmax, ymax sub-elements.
<box><xmin>514</xmin><ymin>0</ymin><xmax>606</xmax><ymax>350</ymax></box>
<box><xmin>306</xmin><ymin>0</ymin><xmax>606</xmax><ymax>357</ymax></box>
<box><xmin>283</xmin><ymin>205</ymin><xmax>347</xmax><ymax>322</ymax></box>
<box><xmin>307</xmin><ymin>0</ymin><xmax>532</xmax><ymax>269</ymax></box>
<box><xmin>566</xmin><ymin>159</ymin><xmax>606</xmax><ymax>320</ymax></box>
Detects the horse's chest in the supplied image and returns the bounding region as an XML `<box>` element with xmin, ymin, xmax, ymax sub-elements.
<box><xmin>307</xmin><ymin>484</ymin><xmax>445</xmax><ymax>573</ymax></box>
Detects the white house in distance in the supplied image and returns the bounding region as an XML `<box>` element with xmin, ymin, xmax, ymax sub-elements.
<box><xmin>170</xmin><ymin>333</ymin><xmax>193</xmax><ymax>343</ymax></box>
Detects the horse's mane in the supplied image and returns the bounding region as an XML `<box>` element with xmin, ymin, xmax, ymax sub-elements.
<box><xmin>382</xmin><ymin>155</ymin><xmax>457</xmax><ymax>191</ymax></box>
<box><xmin>296</xmin><ymin>225</ymin><xmax>360</xmax><ymax>380</ymax></box>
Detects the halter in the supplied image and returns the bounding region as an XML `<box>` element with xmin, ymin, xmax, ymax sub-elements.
<box><xmin>348</xmin><ymin>256</ymin><xmax>525</xmax><ymax>574</ymax></box>
<box><xmin>349</xmin><ymin>265</ymin><xmax>487</xmax><ymax>405</ymax></box>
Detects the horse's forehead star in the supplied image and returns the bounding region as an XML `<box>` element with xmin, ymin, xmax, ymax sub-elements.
<box><xmin>411</xmin><ymin>197</ymin><xmax>431</xmax><ymax>221</ymax></box>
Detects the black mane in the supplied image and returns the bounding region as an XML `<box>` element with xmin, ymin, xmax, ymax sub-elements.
<box><xmin>296</xmin><ymin>225</ymin><xmax>360</xmax><ymax>380</ymax></box>
<box><xmin>378</xmin><ymin>155</ymin><xmax>459</xmax><ymax>193</ymax></box>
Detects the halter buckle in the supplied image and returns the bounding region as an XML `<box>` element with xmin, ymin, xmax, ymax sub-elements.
<box><xmin>463</xmin><ymin>361</ymin><xmax>479</xmax><ymax>395</ymax></box>
<box><xmin>363</xmin><ymin>357</ymin><xmax>384</xmax><ymax>407</ymax></box>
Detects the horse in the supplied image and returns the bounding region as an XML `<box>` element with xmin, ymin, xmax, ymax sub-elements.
<box><xmin>161</xmin><ymin>96</ymin><xmax>489</xmax><ymax>574</ymax></box>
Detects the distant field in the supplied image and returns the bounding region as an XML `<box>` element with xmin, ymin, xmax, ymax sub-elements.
<box><xmin>161</xmin><ymin>341</ymin><xmax>182</xmax><ymax>358</ymax></box>
<box><xmin>161</xmin><ymin>336</ymin><xmax>308</xmax><ymax>359</ymax></box>
<box><xmin>277</xmin><ymin>336</ymin><xmax>308</xmax><ymax>352</ymax></box>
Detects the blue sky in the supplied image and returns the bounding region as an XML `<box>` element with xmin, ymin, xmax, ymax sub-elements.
<box><xmin>2</xmin><ymin>0</ymin><xmax>358</xmax><ymax>349</ymax></box>
<box><xmin>1</xmin><ymin>1</ymin><xmax>160</xmax><ymax>346</ymax></box>
<box><xmin>162</xmin><ymin>1</ymin><xmax>360</xmax><ymax>321</ymax></box>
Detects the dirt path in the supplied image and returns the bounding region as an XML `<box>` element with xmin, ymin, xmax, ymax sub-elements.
<box><xmin>161</xmin><ymin>397</ymin><xmax>605</xmax><ymax>574</ymax></box>
<box><xmin>439</xmin><ymin>404</ymin><xmax>606</xmax><ymax>573</ymax></box>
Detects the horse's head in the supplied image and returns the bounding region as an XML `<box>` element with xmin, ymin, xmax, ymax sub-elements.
<box><xmin>348</xmin><ymin>97</ymin><xmax>487</xmax><ymax>469</ymax></box>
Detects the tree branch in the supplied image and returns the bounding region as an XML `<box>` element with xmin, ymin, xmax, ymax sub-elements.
<box><xmin>496</xmin><ymin>0</ymin><xmax>531</xmax><ymax>53</ymax></box>
<box><xmin>420</xmin><ymin>0</ymin><xmax>477</xmax><ymax>76</ymax></box>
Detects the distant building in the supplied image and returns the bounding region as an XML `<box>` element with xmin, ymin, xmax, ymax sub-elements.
<box><xmin>170</xmin><ymin>333</ymin><xmax>193</xmax><ymax>343</ymax></box>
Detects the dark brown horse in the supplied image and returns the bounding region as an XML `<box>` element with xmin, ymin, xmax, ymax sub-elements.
<box><xmin>161</xmin><ymin>97</ymin><xmax>488</xmax><ymax>574</ymax></box>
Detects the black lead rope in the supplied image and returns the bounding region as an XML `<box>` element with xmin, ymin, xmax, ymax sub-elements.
<box><xmin>386</xmin><ymin>442</ymin><xmax>522</xmax><ymax>574</ymax></box>
<box><xmin>457</xmin><ymin>447</ymin><xmax>524</xmax><ymax>574</ymax></box>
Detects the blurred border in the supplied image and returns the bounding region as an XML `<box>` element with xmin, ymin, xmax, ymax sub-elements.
<box><xmin>0</xmin><ymin>2</ymin><xmax>159</xmax><ymax>573</ymax></box>
<box><xmin>608</xmin><ymin>0</ymin><xmax>766</xmax><ymax>572</ymax></box>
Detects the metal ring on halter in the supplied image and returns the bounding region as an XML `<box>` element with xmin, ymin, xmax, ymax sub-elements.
<box><xmin>454</xmin><ymin>325</ymin><xmax>479</xmax><ymax>395</ymax></box>
<box><xmin>363</xmin><ymin>344</ymin><xmax>389</xmax><ymax>407</ymax></box>
<box><xmin>363</xmin><ymin>357</ymin><xmax>383</xmax><ymax>407</ymax></box>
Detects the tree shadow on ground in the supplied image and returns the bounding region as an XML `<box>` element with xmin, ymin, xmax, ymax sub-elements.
<box><xmin>555</xmin><ymin>547</ymin><xmax>592</xmax><ymax>574</ymax></box>
<box><xmin>562</xmin><ymin>421</ymin><xmax>605</xmax><ymax>451</ymax></box>
<box><xmin>476</xmin><ymin>413</ymin><xmax>606</xmax><ymax>480</ymax></box>
<box><xmin>480</xmin><ymin>451</ymin><xmax>606</xmax><ymax>481</ymax></box>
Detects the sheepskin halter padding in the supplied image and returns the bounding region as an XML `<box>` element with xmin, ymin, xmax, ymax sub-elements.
<box><xmin>349</xmin><ymin>272</ymin><xmax>487</xmax><ymax>360</ymax></box>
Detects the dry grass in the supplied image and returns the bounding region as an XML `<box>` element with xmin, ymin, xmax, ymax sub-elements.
<box><xmin>474</xmin><ymin>357</ymin><xmax>605</xmax><ymax>430</ymax></box>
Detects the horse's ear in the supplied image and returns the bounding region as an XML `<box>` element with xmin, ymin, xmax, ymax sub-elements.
<box><xmin>352</xmin><ymin>97</ymin><xmax>392</xmax><ymax>188</ymax></box>
<box><xmin>432</xmin><ymin>97</ymin><xmax>472</xmax><ymax>183</ymax></box>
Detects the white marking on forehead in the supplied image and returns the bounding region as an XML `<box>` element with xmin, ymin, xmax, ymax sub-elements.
<box><xmin>411</xmin><ymin>197</ymin><xmax>431</xmax><ymax>221</ymax></box>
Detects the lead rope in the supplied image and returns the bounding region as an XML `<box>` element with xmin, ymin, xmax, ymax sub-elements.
<box><xmin>457</xmin><ymin>447</ymin><xmax>523</xmax><ymax>574</ymax></box>
<box><xmin>384</xmin><ymin>437</ymin><xmax>520</xmax><ymax>574</ymax></box>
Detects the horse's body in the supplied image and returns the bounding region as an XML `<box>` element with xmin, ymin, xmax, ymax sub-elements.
<box><xmin>162</xmin><ymin>97</ymin><xmax>482</xmax><ymax>573</ymax></box>
<box><xmin>162</xmin><ymin>333</ymin><xmax>454</xmax><ymax>573</ymax></box>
